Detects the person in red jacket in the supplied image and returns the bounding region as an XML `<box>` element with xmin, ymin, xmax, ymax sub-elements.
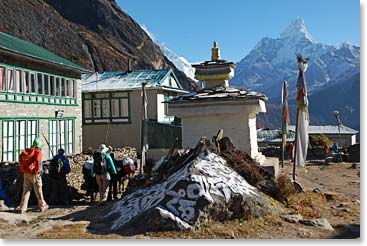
<box><xmin>18</xmin><ymin>137</ymin><xmax>48</xmax><ymax>215</ymax></box>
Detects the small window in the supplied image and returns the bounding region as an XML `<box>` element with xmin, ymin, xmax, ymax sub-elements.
<box><xmin>55</xmin><ymin>77</ymin><xmax>60</xmax><ymax>96</ymax></box>
<box><xmin>7</xmin><ymin>68</ymin><xmax>14</xmax><ymax>91</ymax></box>
<box><xmin>24</xmin><ymin>71</ymin><xmax>30</xmax><ymax>93</ymax></box>
<box><xmin>111</xmin><ymin>99</ymin><xmax>119</xmax><ymax>117</ymax></box>
<box><xmin>44</xmin><ymin>74</ymin><xmax>49</xmax><ymax>95</ymax></box>
<box><xmin>61</xmin><ymin>78</ymin><xmax>66</xmax><ymax>97</ymax></box>
<box><xmin>83</xmin><ymin>100</ymin><xmax>92</xmax><ymax>118</ymax></box>
<box><xmin>50</xmin><ymin>76</ymin><xmax>55</xmax><ymax>95</ymax></box>
<box><xmin>30</xmin><ymin>73</ymin><xmax>36</xmax><ymax>93</ymax></box>
<box><xmin>37</xmin><ymin>73</ymin><xmax>43</xmax><ymax>94</ymax></box>
<box><xmin>15</xmin><ymin>69</ymin><xmax>22</xmax><ymax>93</ymax></box>
<box><xmin>0</xmin><ymin>66</ymin><xmax>6</xmax><ymax>91</ymax></box>
<box><xmin>120</xmin><ymin>98</ymin><xmax>129</xmax><ymax>117</ymax></box>
<box><xmin>84</xmin><ymin>93</ymin><xmax>92</xmax><ymax>99</ymax></box>
<box><xmin>101</xmin><ymin>99</ymin><xmax>110</xmax><ymax>118</ymax></box>
<box><xmin>93</xmin><ymin>100</ymin><xmax>101</xmax><ymax>118</ymax></box>
<box><xmin>70</xmin><ymin>80</ymin><xmax>75</xmax><ymax>98</ymax></box>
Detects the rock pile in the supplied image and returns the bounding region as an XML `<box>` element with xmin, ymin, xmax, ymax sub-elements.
<box><xmin>88</xmin><ymin>137</ymin><xmax>280</xmax><ymax>235</ymax></box>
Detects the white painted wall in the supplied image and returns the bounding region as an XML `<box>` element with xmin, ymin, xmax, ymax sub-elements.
<box><xmin>170</xmin><ymin>101</ymin><xmax>265</xmax><ymax>158</ymax></box>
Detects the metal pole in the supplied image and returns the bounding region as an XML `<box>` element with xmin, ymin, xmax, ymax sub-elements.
<box><xmin>140</xmin><ymin>82</ymin><xmax>148</xmax><ymax>175</ymax></box>
<box><xmin>293</xmin><ymin>108</ymin><xmax>300</xmax><ymax>182</ymax></box>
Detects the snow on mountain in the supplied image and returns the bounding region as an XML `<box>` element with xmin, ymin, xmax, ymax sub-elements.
<box><xmin>230</xmin><ymin>17</ymin><xmax>360</xmax><ymax>99</ymax></box>
<box><xmin>158</xmin><ymin>44</ymin><xmax>195</xmax><ymax>80</ymax></box>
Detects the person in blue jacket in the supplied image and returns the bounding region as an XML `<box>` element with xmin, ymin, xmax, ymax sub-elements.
<box><xmin>0</xmin><ymin>176</ymin><xmax>14</xmax><ymax>208</ymax></box>
<box><xmin>49</xmin><ymin>148</ymin><xmax>71</xmax><ymax>205</ymax></box>
<box><xmin>91</xmin><ymin>144</ymin><xmax>117</xmax><ymax>206</ymax></box>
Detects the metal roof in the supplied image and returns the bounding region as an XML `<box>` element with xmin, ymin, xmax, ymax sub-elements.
<box><xmin>167</xmin><ymin>85</ymin><xmax>267</xmax><ymax>103</ymax></box>
<box><xmin>257</xmin><ymin>129</ymin><xmax>295</xmax><ymax>143</ymax></box>
<box><xmin>0</xmin><ymin>31</ymin><xmax>88</xmax><ymax>72</ymax></box>
<box><xmin>288</xmin><ymin>125</ymin><xmax>358</xmax><ymax>135</ymax></box>
<box><xmin>81</xmin><ymin>69</ymin><xmax>186</xmax><ymax>92</ymax></box>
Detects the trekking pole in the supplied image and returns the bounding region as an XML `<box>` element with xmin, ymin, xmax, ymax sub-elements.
<box><xmin>42</xmin><ymin>133</ymin><xmax>54</xmax><ymax>157</ymax></box>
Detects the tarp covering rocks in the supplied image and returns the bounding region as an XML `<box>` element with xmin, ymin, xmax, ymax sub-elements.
<box><xmin>88</xmin><ymin>151</ymin><xmax>278</xmax><ymax>235</ymax></box>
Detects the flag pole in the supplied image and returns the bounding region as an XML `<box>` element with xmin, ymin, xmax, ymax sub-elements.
<box><xmin>140</xmin><ymin>82</ymin><xmax>148</xmax><ymax>175</ymax></box>
<box><xmin>293</xmin><ymin>108</ymin><xmax>300</xmax><ymax>182</ymax></box>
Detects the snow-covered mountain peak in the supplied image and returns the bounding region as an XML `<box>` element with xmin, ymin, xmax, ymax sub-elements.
<box><xmin>280</xmin><ymin>17</ymin><xmax>315</xmax><ymax>43</ymax></box>
<box><xmin>158</xmin><ymin>43</ymin><xmax>195</xmax><ymax>80</ymax></box>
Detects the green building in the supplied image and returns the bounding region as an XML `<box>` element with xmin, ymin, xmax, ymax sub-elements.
<box><xmin>0</xmin><ymin>32</ymin><xmax>89</xmax><ymax>162</ymax></box>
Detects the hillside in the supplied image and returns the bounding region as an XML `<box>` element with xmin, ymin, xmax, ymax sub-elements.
<box><xmin>0</xmin><ymin>0</ymin><xmax>194</xmax><ymax>90</ymax></box>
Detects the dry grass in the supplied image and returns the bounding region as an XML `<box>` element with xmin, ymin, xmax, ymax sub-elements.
<box><xmin>35</xmin><ymin>223</ymin><xmax>127</xmax><ymax>239</ymax></box>
<box><xmin>275</xmin><ymin>173</ymin><xmax>297</xmax><ymax>202</ymax></box>
<box><xmin>286</xmin><ymin>191</ymin><xmax>327</xmax><ymax>219</ymax></box>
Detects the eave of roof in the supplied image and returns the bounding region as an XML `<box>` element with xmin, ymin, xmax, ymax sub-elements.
<box><xmin>0</xmin><ymin>32</ymin><xmax>89</xmax><ymax>73</ymax></box>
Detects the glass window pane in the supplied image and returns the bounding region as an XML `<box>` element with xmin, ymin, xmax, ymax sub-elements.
<box><xmin>102</xmin><ymin>99</ymin><xmax>110</xmax><ymax>118</ymax></box>
<box><xmin>112</xmin><ymin>92</ymin><xmax>128</xmax><ymax>97</ymax></box>
<box><xmin>7</xmin><ymin>68</ymin><xmax>14</xmax><ymax>91</ymax></box>
<box><xmin>50</xmin><ymin>76</ymin><xmax>55</xmax><ymax>95</ymax></box>
<box><xmin>24</xmin><ymin>71</ymin><xmax>30</xmax><ymax>93</ymax></box>
<box><xmin>37</xmin><ymin>73</ymin><xmax>43</xmax><ymax>94</ymax></box>
<box><xmin>44</xmin><ymin>74</ymin><xmax>49</xmax><ymax>95</ymax></box>
<box><xmin>93</xmin><ymin>100</ymin><xmax>101</xmax><ymax>118</ymax></box>
<box><xmin>61</xmin><ymin>78</ymin><xmax>66</xmax><ymax>97</ymax></box>
<box><xmin>83</xmin><ymin>100</ymin><xmax>92</xmax><ymax>118</ymax></box>
<box><xmin>16</xmin><ymin>69</ymin><xmax>22</xmax><ymax>93</ymax></box>
<box><xmin>0</xmin><ymin>66</ymin><xmax>6</xmax><ymax>91</ymax></box>
<box><xmin>30</xmin><ymin>73</ymin><xmax>36</xmax><ymax>93</ymax></box>
<box><xmin>55</xmin><ymin>77</ymin><xmax>60</xmax><ymax>96</ymax></box>
<box><xmin>95</xmin><ymin>93</ymin><xmax>109</xmax><ymax>98</ymax></box>
<box><xmin>111</xmin><ymin>99</ymin><xmax>119</xmax><ymax>117</ymax></box>
<box><xmin>121</xmin><ymin>98</ymin><xmax>129</xmax><ymax>117</ymax></box>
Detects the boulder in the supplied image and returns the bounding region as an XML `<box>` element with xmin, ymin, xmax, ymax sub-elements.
<box><xmin>89</xmin><ymin>152</ymin><xmax>278</xmax><ymax>235</ymax></box>
<box><xmin>282</xmin><ymin>214</ymin><xmax>303</xmax><ymax>224</ymax></box>
<box><xmin>302</xmin><ymin>218</ymin><xmax>334</xmax><ymax>231</ymax></box>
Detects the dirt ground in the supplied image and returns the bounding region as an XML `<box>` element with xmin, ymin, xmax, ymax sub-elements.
<box><xmin>0</xmin><ymin>160</ymin><xmax>360</xmax><ymax>239</ymax></box>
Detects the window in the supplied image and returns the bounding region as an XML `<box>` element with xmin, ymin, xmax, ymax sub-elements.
<box><xmin>15</xmin><ymin>69</ymin><xmax>22</xmax><ymax>93</ymax></box>
<box><xmin>0</xmin><ymin>63</ymin><xmax>77</xmax><ymax>105</ymax></box>
<box><xmin>0</xmin><ymin>66</ymin><xmax>6</xmax><ymax>91</ymax></box>
<box><xmin>49</xmin><ymin>119</ymin><xmax>74</xmax><ymax>158</ymax></box>
<box><xmin>2</xmin><ymin>121</ymin><xmax>14</xmax><ymax>162</ymax></box>
<box><xmin>163</xmin><ymin>91</ymin><xmax>177</xmax><ymax>122</ymax></box>
<box><xmin>24</xmin><ymin>71</ymin><xmax>30</xmax><ymax>93</ymax></box>
<box><xmin>37</xmin><ymin>73</ymin><xmax>43</xmax><ymax>94</ymax></box>
<box><xmin>55</xmin><ymin>77</ymin><xmax>60</xmax><ymax>96</ymax></box>
<box><xmin>44</xmin><ymin>74</ymin><xmax>49</xmax><ymax>95</ymax></box>
<box><xmin>1</xmin><ymin>119</ymin><xmax>38</xmax><ymax>162</ymax></box>
<box><xmin>83</xmin><ymin>92</ymin><xmax>131</xmax><ymax>124</ymax></box>
<box><xmin>7</xmin><ymin>68</ymin><xmax>14</xmax><ymax>91</ymax></box>
<box><xmin>30</xmin><ymin>73</ymin><xmax>36</xmax><ymax>93</ymax></box>
<box><xmin>50</xmin><ymin>76</ymin><xmax>55</xmax><ymax>95</ymax></box>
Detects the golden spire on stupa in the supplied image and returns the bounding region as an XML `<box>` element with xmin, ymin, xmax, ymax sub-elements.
<box><xmin>211</xmin><ymin>41</ymin><xmax>221</xmax><ymax>61</ymax></box>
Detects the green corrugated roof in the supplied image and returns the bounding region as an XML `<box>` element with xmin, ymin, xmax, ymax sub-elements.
<box><xmin>0</xmin><ymin>31</ymin><xmax>88</xmax><ymax>72</ymax></box>
<box><xmin>82</xmin><ymin>69</ymin><xmax>186</xmax><ymax>92</ymax></box>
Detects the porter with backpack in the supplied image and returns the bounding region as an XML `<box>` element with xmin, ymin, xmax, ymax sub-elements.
<box><xmin>91</xmin><ymin>144</ymin><xmax>117</xmax><ymax>205</ymax></box>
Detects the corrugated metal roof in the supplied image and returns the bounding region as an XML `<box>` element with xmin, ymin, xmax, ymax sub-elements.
<box><xmin>0</xmin><ymin>31</ymin><xmax>88</xmax><ymax>72</ymax></box>
<box><xmin>257</xmin><ymin>129</ymin><xmax>295</xmax><ymax>143</ymax></box>
<box><xmin>288</xmin><ymin>125</ymin><xmax>358</xmax><ymax>134</ymax></box>
<box><xmin>81</xmin><ymin>69</ymin><xmax>185</xmax><ymax>92</ymax></box>
<box><xmin>167</xmin><ymin>85</ymin><xmax>267</xmax><ymax>103</ymax></box>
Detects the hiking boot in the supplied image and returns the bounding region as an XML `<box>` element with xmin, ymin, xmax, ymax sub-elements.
<box><xmin>40</xmin><ymin>204</ymin><xmax>49</xmax><ymax>212</ymax></box>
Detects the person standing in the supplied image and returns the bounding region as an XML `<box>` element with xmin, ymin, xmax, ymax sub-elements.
<box><xmin>18</xmin><ymin>137</ymin><xmax>48</xmax><ymax>215</ymax></box>
<box><xmin>49</xmin><ymin>148</ymin><xmax>71</xmax><ymax>205</ymax></box>
<box><xmin>91</xmin><ymin>144</ymin><xmax>117</xmax><ymax>206</ymax></box>
<box><xmin>288</xmin><ymin>142</ymin><xmax>295</xmax><ymax>161</ymax></box>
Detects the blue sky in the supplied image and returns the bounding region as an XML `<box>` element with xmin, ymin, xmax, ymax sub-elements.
<box><xmin>116</xmin><ymin>0</ymin><xmax>360</xmax><ymax>63</ymax></box>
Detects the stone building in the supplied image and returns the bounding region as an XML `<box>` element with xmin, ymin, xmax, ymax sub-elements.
<box><xmin>0</xmin><ymin>31</ymin><xmax>88</xmax><ymax>162</ymax></box>
<box><xmin>167</xmin><ymin>42</ymin><xmax>267</xmax><ymax>163</ymax></box>
<box><xmin>81</xmin><ymin>69</ymin><xmax>188</xmax><ymax>155</ymax></box>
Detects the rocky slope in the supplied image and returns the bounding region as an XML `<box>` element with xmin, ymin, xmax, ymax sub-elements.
<box><xmin>0</xmin><ymin>0</ymin><xmax>194</xmax><ymax>90</ymax></box>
